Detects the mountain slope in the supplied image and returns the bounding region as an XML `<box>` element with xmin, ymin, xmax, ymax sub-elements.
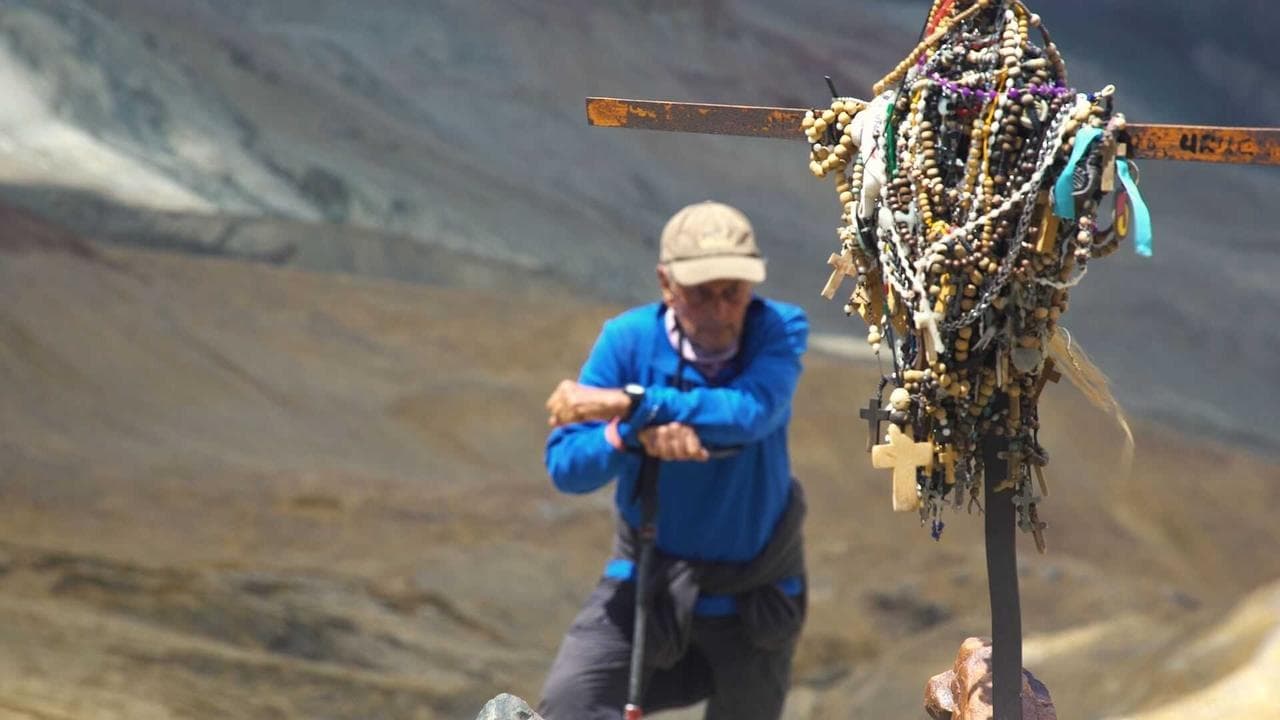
<box><xmin>3</xmin><ymin>209</ymin><xmax>1280</xmax><ymax>718</ymax></box>
<box><xmin>2</xmin><ymin>0</ymin><xmax>1277</xmax><ymax>456</ymax></box>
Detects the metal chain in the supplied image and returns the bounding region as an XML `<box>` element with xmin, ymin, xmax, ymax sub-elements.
<box><xmin>871</xmin><ymin>82</ymin><xmax>1084</xmax><ymax>339</ymax></box>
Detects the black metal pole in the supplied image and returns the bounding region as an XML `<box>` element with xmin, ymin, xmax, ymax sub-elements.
<box><xmin>625</xmin><ymin>455</ymin><xmax>660</xmax><ymax>720</ymax></box>
<box><xmin>983</xmin><ymin>434</ymin><xmax>1023</xmax><ymax>720</ymax></box>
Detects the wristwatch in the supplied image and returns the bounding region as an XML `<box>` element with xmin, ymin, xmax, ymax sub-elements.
<box><xmin>623</xmin><ymin>383</ymin><xmax>645</xmax><ymax>421</ymax></box>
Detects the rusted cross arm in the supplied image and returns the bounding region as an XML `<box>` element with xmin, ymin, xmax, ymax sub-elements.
<box><xmin>586</xmin><ymin>97</ymin><xmax>1280</xmax><ymax>166</ymax></box>
<box><xmin>587</xmin><ymin>97</ymin><xmax>806</xmax><ymax>140</ymax></box>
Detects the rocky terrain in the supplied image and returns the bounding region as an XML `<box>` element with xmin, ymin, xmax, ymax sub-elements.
<box><xmin>1</xmin><ymin>1</ymin><xmax>1279</xmax><ymax>717</ymax></box>
<box><xmin>3</xmin><ymin>209</ymin><xmax>1280</xmax><ymax>718</ymax></box>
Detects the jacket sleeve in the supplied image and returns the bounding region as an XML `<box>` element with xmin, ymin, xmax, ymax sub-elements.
<box><xmin>544</xmin><ymin>319</ymin><xmax>637</xmax><ymax>494</ymax></box>
<box><xmin>628</xmin><ymin>308</ymin><xmax>808</xmax><ymax>447</ymax></box>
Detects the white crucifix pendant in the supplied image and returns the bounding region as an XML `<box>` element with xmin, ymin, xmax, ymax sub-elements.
<box><xmin>914</xmin><ymin>304</ymin><xmax>944</xmax><ymax>365</ymax></box>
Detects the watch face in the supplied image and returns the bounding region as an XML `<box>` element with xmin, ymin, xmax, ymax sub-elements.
<box><xmin>623</xmin><ymin>383</ymin><xmax>644</xmax><ymax>421</ymax></box>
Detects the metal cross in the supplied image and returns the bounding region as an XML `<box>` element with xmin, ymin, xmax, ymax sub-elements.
<box><xmin>586</xmin><ymin>98</ymin><xmax>1280</xmax><ymax>167</ymax></box>
<box><xmin>937</xmin><ymin>445</ymin><xmax>958</xmax><ymax>486</ymax></box>
<box><xmin>859</xmin><ymin>396</ymin><xmax>890</xmax><ymax>452</ymax></box>
<box><xmin>583</xmin><ymin>12</ymin><xmax>1279</xmax><ymax>720</ymax></box>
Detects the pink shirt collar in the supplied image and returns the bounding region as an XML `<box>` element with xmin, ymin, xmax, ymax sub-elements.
<box><xmin>664</xmin><ymin>307</ymin><xmax>738</xmax><ymax>378</ymax></box>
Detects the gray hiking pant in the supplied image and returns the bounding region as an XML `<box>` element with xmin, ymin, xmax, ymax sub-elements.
<box><xmin>537</xmin><ymin>577</ymin><xmax>802</xmax><ymax>720</ymax></box>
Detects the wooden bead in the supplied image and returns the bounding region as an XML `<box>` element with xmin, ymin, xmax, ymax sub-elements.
<box><xmin>890</xmin><ymin>387</ymin><xmax>912</xmax><ymax>411</ymax></box>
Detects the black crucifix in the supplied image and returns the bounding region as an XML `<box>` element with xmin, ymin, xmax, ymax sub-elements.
<box><xmin>584</xmin><ymin>11</ymin><xmax>1279</xmax><ymax>720</ymax></box>
<box><xmin>859</xmin><ymin>397</ymin><xmax>891</xmax><ymax>452</ymax></box>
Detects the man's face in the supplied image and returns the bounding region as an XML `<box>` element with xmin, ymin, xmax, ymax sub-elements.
<box><xmin>658</xmin><ymin>267</ymin><xmax>755</xmax><ymax>354</ymax></box>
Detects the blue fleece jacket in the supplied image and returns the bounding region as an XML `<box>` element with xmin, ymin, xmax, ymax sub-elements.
<box><xmin>545</xmin><ymin>297</ymin><xmax>809</xmax><ymax>564</ymax></box>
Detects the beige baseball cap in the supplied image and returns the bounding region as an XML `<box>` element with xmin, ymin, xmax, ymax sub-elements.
<box><xmin>659</xmin><ymin>201</ymin><xmax>766</xmax><ymax>286</ymax></box>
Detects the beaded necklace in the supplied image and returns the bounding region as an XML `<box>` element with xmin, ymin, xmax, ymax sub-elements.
<box><xmin>806</xmin><ymin>0</ymin><xmax>1149</xmax><ymax>545</ymax></box>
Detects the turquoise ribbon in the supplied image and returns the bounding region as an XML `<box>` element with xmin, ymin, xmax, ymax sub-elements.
<box><xmin>1053</xmin><ymin>126</ymin><xmax>1103</xmax><ymax>220</ymax></box>
<box><xmin>1115</xmin><ymin>159</ymin><xmax>1153</xmax><ymax>257</ymax></box>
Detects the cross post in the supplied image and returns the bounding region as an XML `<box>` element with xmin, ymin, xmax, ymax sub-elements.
<box><xmin>584</xmin><ymin>8</ymin><xmax>1279</xmax><ymax>719</ymax></box>
<box><xmin>586</xmin><ymin>98</ymin><xmax>1280</xmax><ymax>166</ymax></box>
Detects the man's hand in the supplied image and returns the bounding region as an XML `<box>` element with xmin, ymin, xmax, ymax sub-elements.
<box><xmin>639</xmin><ymin>422</ymin><xmax>710</xmax><ymax>462</ymax></box>
<box><xmin>545</xmin><ymin>380</ymin><xmax>631</xmax><ymax>427</ymax></box>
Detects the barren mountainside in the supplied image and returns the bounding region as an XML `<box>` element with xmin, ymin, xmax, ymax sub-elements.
<box><xmin>1</xmin><ymin>1</ymin><xmax>1280</xmax><ymax>718</ymax></box>
<box><xmin>2</xmin><ymin>209</ymin><xmax>1280</xmax><ymax>718</ymax></box>
<box><xmin>0</xmin><ymin>0</ymin><xmax>1278</xmax><ymax>451</ymax></box>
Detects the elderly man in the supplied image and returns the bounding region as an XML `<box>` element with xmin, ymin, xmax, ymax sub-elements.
<box><xmin>539</xmin><ymin>201</ymin><xmax>810</xmax><ymax>720</ymax></box>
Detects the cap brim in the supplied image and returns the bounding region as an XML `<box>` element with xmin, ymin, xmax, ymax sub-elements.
<box><xmin>666</xmin><ymin>256</ymin><xmax>766</xmax><ymax>286</ymax></box>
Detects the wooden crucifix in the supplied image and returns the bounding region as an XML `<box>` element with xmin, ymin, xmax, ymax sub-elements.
<box><xmin>872</xmin><ymin>423</ymin><xmax>934</xmax><ymax>512</ymax></box>
<box><xmin>1030</xmin><ymin>358</ymin><xmax>1063</xmax><ymax>403</ymax></box>
<box><xmin>822</xmin><ymin>250</ymin><xmax>860</xmax><ymax>300</ymax></box>
<box><xmin>583</xmin><ymin>5</ymin><xmax>1280</xmax><ymax>719</ymax></box>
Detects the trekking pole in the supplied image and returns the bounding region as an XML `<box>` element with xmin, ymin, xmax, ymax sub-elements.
<box><xmin>625</xmin><ymin>453</ymin><xmax>660</xmax><ymax>720</ymax></box>
<box><xmin>622</xmin><ymin>443</ymin><xmax>738</xmax><ymax>720</ymax></box>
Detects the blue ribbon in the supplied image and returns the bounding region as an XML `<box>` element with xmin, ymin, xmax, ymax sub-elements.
<box><xmin>1053</xmin><ymin>126</ymin><xmax>1103</xmax><ymax>220</ymax></box>
<box><xmin>1115</xmin><ymin>159</ymin><xmax>1153</xmax><ymax>257</ymax></box>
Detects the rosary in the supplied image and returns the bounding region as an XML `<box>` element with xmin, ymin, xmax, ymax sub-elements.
<box><xmin>811</xmin><ymin>0</ymin><xmax>1152</xmax><ymax>550</ymax></box>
